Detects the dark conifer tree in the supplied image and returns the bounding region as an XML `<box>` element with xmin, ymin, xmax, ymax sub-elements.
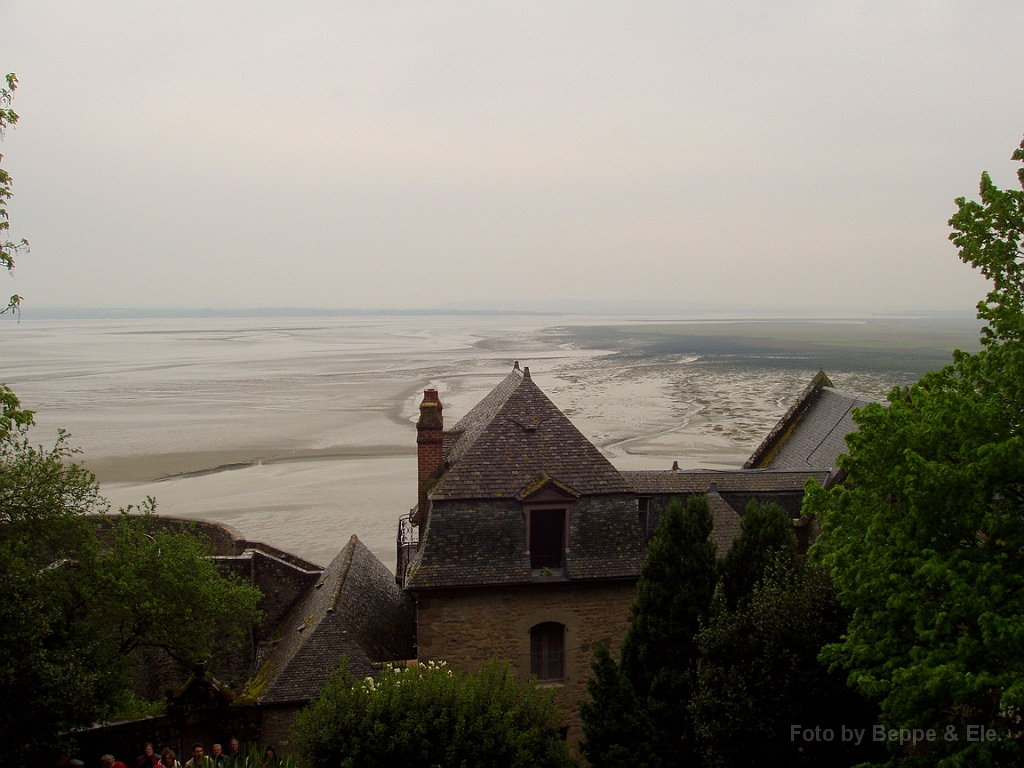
<box><xmin>579</xmin><ymin>645</ymin><xmax>660</xmax><ymax>768</ymax></box>
<box><xmin>718</xmin><ymin>499</ymin><xmax>797</xmax><ymax>609</ymax></box>
<box><xmin>619</xmin><ymin>495</ymin><xmax>718</xmax><ymax>765</ymax></box>
<box><xmin>691</xmin><ymin>559</ymin><xmax>883</xmax><ymax>768</ymax></box>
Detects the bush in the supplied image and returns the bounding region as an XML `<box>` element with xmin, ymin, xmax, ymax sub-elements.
<box><xmin>293</xmin><ymin>660</ymin><xmax>574</xmax><ymax>768</ymax></box>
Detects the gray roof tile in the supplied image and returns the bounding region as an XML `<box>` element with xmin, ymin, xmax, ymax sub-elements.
<box><xmin>622</xmin><ymin>468</ymin><xmax>830</xmax><ymax>495</ymax></box>
<box><xmin>708</xmin><ymin>492</ymin><xmax>743</xmax><ymax>555</ymax></box>
<box><xmin>257</xmin><ymin>535</ymin><xmax>415</xmax><ymax>704</ymax></box>
<box><xmin>405</xmin><ymin>494</ymin><xmax>645</xmax><ymax>590</ymax></box>
<box><xmin>744</xmin><ymin>370</ymin><xmax>875</xmax><ymax>470</ymax></box>
<box><xmin>431</xmin><ymin>370</ymin><xmax>635</xmax><ymax>500</ymax></box>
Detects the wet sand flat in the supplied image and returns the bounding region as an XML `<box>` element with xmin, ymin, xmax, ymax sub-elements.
<box><xmin>1</xmin><ymin>313</ymin><xmax>976</xmax><ymax>571</ymax></box>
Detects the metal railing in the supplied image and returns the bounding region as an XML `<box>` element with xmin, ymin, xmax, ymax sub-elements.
<box><xmin>395</xmin><ymin>507</ymin><xmax>419</xmax><ymax>586</ymax></box>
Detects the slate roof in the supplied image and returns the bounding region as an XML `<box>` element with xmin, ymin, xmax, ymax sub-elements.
<box><xmin>430</xmin><ymin>368</ymin><xmax>635</xmax><ymax>500</ymax></box>
<box><xmin>444</xmin><ymin>366</ymin><xmax>525</xmax><ymax>466</ymax></box>
<box><xmin>708</xmin><ymin>491</ymin><xmax>743</xmax><ymax>555</ymax></box>
<box><xmin>256</xmin><ymin>535</ymin><xmax>415</xmax><ymax>705</ymax></box>
<box><xmin>405</xmin><ymin>366</ymin><xmax>644</xmax><ymax>590</ymax></box>
<box><xmin>744</xmin><ymin>370</ymin><xmax>874</xmax><ymax>470</ymax></box>
<box><xmin>622</xmin><ymin>468</ymin><xmax>831</xmax><ymax>495</ymax></box>
<box><xmin>404</xmin><ymin>493</ymin><xmax>646</xmax><ymax>590</ymax></box>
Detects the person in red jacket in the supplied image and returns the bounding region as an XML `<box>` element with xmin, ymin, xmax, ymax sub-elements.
<box><xmin>136</xmin><ymin>743</ymin><xmax>160</xmax><ymax>768</ymax></box>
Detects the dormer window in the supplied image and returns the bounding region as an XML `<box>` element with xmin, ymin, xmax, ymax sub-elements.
<box><xmin>527</xmin><ymin>507</ymin><xmax>566</xmax><ymax>570</ymax></box>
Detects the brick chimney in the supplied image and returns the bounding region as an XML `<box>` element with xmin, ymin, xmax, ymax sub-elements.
<box><xmin>416</xmin><ymin>389</ymin><xmax>444</xmax><ymax>529</ymax></box>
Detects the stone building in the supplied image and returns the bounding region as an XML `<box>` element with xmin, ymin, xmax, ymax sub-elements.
<box><xmin>394</xmin><ymin>363</ymin><xmax>857</xmax><ymax>742</ymax></box>
<box><xmin>399</xmin><ymin>364</ymin><xmax>646</xmax><ymax>740</ymax></box>
<box><xmin>75</xmin><ymin>365</ymin><xmax>869</xmax><ymax>760</ymax></box>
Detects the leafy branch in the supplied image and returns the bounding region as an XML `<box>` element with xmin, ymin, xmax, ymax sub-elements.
<box><xmin>1</xmin><ymin>73</ymin><xmax>28</xmax><ymax>315</ymax></box>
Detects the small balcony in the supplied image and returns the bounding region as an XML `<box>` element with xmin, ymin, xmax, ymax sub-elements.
<box><xmin>395</xmin><ymin>507</ymin><xmax>419</xmax><ymax>587</ymax></box>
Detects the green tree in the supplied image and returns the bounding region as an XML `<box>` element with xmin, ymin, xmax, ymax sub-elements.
<box><xmin>805</xmin><ymin>135</ymin><xmax>1024</xmax><ymax>766</ymax></box>
<box><xmin>293</xmin><ymin>659</ymin><xmax>573</xmax><ymax>768</ymax></box>
<box><xmin>718</xmin><ymin>499</ymin><xmax>797</xmax><ymax>610</ymax></box>
<box><xmin>96</xmin><ymin>509</ymin><xmax>262</xmax><ymax>665</ymax></box>
<box><xmin>0</xmin><ymin>388</ymin><xmax>262</xmax><ymax>765</ymax></box>
<box><xmin>578</xmin><ymin>645</ymin><xmax>659</xmax><ymax>768</ymax></box>
<box><xmin>1</xmin><ymin>73</ymin><xmax>28</xmax><ymax>314</ymax></box>
<box><xmin>691</xmin><ymin>557</ymin><xmax>882</xmax><ymax>768</ymax></box>
<box><xmin>0</xmin><ymin>392</ymin><xmax>119</xmax><ymax>765</ymax></box>
<box><xmin>582</xmin><ymin>496</ymin><xmax>718</xmax><ymax>767</ymax></box>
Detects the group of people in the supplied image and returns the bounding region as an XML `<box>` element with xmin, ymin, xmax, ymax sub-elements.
<box><xmin>84</xmin><ymin>740</ymin><xmax>278</xmax><ymax>768</ymax></box>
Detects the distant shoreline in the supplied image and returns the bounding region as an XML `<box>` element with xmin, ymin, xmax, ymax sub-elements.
<box><xmin>90</xmin><ymin>445</ymin><xmax>415</xmax><ymax>485</ymax></box>
<box><xmin>16</xmin><ymin>307</ymin><xmax>565</xmax><ymax>320</ymax></box>
<box><xmin>13</xmin><ymin>306</ymin><xmax>980</xmax><ymax>321</ymax></box>
<box><xmin>549</xmin><ymin>316</ymin><xmax>983</xmax><ymax>375</ymax></box>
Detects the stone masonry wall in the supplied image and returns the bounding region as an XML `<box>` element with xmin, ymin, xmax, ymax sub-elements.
<box><xmin>247</xmin><ymin>550</ymin><xmax>322</xmax><ymax>644</ymax></box>
<box><xmin>257</xmin><ymin>705</ymin><xmax>303</xmax><ymax>757</ymax></box>
<box><xmin>415</xmin><ymin>580</ymin><xmax>636</xmax><ymax>744</ymax></box>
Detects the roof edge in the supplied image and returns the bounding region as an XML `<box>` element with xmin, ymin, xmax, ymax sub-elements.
<box><xmin>743</xmin><ymin>369</ymin><xmax>834</xmax><ymax>469</ymax></box>
<box><xmin>327</xmin><ymin>534</ymin><xmax>358</xmax><ymax>614</ymax></box>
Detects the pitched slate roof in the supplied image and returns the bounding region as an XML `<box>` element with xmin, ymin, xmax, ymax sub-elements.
<box><xmin>622</xmin><ymin>468</ymin><xmax>830</xmax><ymax>495</ymax></box>
<box><xmin>405</xmin><ymin>367</ymin><xmax>644</xmax><ymax>590</ymax></box>
<box><xmin>444</xmin><ymin>366</ymin><xmax>525</xmax><ymax>466</ymax></box>
<box><xmin>255</xmin><ymin>535</ymin><xmax>415</xmax><ymax>705</ymax></box>
<box><xmin>404</xmin><ymin>494</ymin><xmax>645</xmax><ymax>590</ymax></box>
<box><xmin>744</xmin><ymin>370</ymin><xmax>874</xmax><ymax>470</ymax></box>
<box><xmin>430</xmin><ymin>368</ymin><xmax>635</xmax><ymax>500</ymax></box>
<box><xmin>708</xmin><ymin>491</ymin><xmax>743</xmax><ymax>555</ymax></box>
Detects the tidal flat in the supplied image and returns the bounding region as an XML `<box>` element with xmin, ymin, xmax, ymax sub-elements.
<box><xmin>0</xmin><ymin>314</ymin><xmax>981</xmax><ymax>571</ymax></box>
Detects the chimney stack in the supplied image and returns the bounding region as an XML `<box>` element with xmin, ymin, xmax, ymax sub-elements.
<box><xmin>416</xmin><ymin>389</ymin><xmax>444</xmax><ymax>529</ymax></box>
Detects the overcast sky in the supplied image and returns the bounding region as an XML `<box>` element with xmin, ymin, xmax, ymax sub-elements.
<box><xmin>1</xmin><ymin>1</ymin><xmax>1022</xmax><ymax>313</ymax></box>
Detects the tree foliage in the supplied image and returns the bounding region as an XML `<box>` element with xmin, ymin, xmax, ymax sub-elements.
<box><xmin>97</xmin><ymin>510</ymin><xmax>262</xmax><ymax>664</ymax></box>
<box><xmin>0</xmin><ymin>387</ymin><xmax>262</xmax><ymax>766</ymax></box>
<box><xmin>293</xmin><ymin>659</ymin><xmax>573</xmax><ymax>768</ymax></box>
<box><xmin>1</xmin><ymin>73</ymin><xmax>28</xmax><ymax>314</ymax></box>
<box><xmin>582</xmin><ymin>496</ymin><xmax>718</xmax><ymax>767</ymax></box>
<box><xmin>691</xmin><ymin>557</ymin><xmax>881</xmax><ymax>768</ymax></box>
<box><xmin>718</xmin><ymin>499</ymin><xmax>797</xmax><ymax>610</ymax></box>
<box><xmin>0</xmin><ymin>390</ymin><xmax>117</xmax><ymax>765</ymax></box>
<box><xmin>578</xmin><ymin>645</ymin><xmax>659</xmax><ymax>768</ymax></box>
<box><xmin>806</xmin><ymin>135</ymin><xmax>1024</xmax><ymax>766</ymax></box>
<box><xmin>621</xmin><ymin>496</ymin><xmax>717</xmax><ymax>697</ymax></box>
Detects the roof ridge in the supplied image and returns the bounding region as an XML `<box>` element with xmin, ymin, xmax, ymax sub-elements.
<box><xmin>743</xmin><ymin>369</ymin><xmax>833</xmax><ymax>469</ymax></box>
<box><xmin>445</xmin><ymin>366</ymin><xmax>525</xmax><ymax>465</ymax></box>
<box><xmin>431</xmin><ymin>369</ymin><xmax>634</xmax><ymax>499</ymax></box>
<box><xmin>821</xmin><ymin>385</ymin><xmax>874</xmax><ymax>402</ymax></box>
<box><xmin>327</xmin><ymin>534</ymin><xmax>358</xmax><ymax>614</ymax></box>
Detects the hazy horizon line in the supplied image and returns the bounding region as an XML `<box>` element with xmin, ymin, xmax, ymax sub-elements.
<box><xmin>10</xmin><ymin>303</ymin><xmax>980</xmax><ymax>322</ymax></box>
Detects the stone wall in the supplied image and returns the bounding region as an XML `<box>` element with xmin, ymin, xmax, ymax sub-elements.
<box><xmin>92</xmin><ymin>515</ymin><xmax>247</xmax><ymax>556</ymax></box>
<box><xmin>245</xmin><ymin>551</ymin><xmax>322</xmax><ymax>643</ymax></box>
<box><xmin>415</xmin><ymin>579</ymin><xmax>636</xmax><ymax>744</ymax></box>
<box><xmin>87</xmin><ymin>516</ymin><xmax>324</xmax><ymax>696</ymax></box>
<box><xmin>257</xmin><ymin>705</ymin><xmax>304</xmax><ymax>757</ymax></box>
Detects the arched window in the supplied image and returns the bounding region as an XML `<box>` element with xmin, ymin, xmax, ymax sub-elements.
<box><xmin>530</xmin><ymin>622</ymin><xmax>565</xmax><ymax>682</ymax></box>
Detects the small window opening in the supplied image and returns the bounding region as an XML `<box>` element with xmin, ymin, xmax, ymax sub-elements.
<box><xmin>638</xmin><ymin>497</ymin><xmax>650</xmax><ymax>539</ymax></box>
<box><xmin>529</xmin><ymin>508</ymin><xmax>565</xmax><ymax>569</ymax></box>
<box><xmin>531</xmin><ymin>622</ymin><xmax>565</xmax><ymax>682</ymax></box>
